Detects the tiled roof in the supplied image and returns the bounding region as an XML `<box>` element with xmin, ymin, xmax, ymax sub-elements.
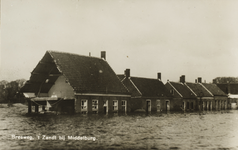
<box><xmin>216</xmin><ymin>83</ymin><xmax>238</xmax><ymax>94</ymax></box>
<box><xmin>21</xmin><ymin>51</ymin><xmax>129</xmax><ymax>95</ymax></box>
<box><xmin>201</xmin><ymin>83</ymin><xmax>227</xmax><ymax>96</ymax></box>
<box><xmin>118</xmin><ymin>75</ymin><xmax>172</xmax><ymax>98</ymax></box>
<box><xmin>185</xmin><ymin>82</ymin><xmax>213</xmax><ymax>97</ymax></box>
<box><xmin>169</xmin><ymin>82</ymin><xmax>196</xmax><ymax>98</ymax></box>
<box><xmin>117</xmin><ymin>75</ymin><xmax>142</xmax><ymax>97</ymax></box>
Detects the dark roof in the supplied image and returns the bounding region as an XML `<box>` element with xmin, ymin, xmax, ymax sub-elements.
<box><xmin>118</xmin><ymin>75</ymin><xmax>172</xmax><ymax>98</ymax></box>
<box><xmin>21</xmin><ymin>51</ymin><xmax>129</xmax><ymax>95</ymax></box>
<box><xmin>216</xmin><ymin>83</ymin><xmax>238</xmax><ymax>94</ymax></box>
<box><xmin>117</xmin><ymin>75</ymin><xmax>142</xmax><ymax>97</ymax></box>
<box><xmin>185</xmin><ymin>82</ymin><xmax>213</xmax><ymax>97</ymax></box>
<box><xmin>201</xmin><ymin>83</ymin><xmax>227</xmax><ymax>96</ymax></box>
<box><xmin>168</xmin><ymin>82</ymin><xmax>196</xmax><ymax>98</ymax></box>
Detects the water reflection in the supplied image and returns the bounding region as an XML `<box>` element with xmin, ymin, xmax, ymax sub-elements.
<box><xmin>0</xmin><ymin>104</ymin><xmax>238</xmax><ymax>150</ymax></box>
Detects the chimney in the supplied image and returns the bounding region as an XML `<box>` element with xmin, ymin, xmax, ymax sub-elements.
<box><xmin>157</xmin><ymin>72</ymin><xmax>161</xmax><ymax>80</ymax></box>
<box><xmin>101</xmin><ymin>51</ymin><xmax>106</xmax><ymax>60</ymax></box>
<box><xmin>198</xmin><ymin>77</ymin><xmax>202</xmax><ymax>83</ymax></box>
<box><xmin>89</xmin><ymin>52</ymin><xmax>91</xmax><ymax>56</ymax></box>
<box><xmin>195</xmin><ymin>79</ymin><xmax>197</xmax><ymax>83</ymax></box>
<box><xmin>124</xmin><ymin>69</ymin><xmax>130</xmax><ymax>79</ymax></box>
<box><xmin>180</xmin><ymin>75</ymin><xmax>185</xmax><ymax>83</ymax></box>
<box><xmin>212</xmin><ymin>79</ymin><xmax>216</xmax><ymax>84</ymax></box>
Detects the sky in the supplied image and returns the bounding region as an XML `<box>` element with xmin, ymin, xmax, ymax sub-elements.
<box><xmin>1</xmin><ymin>0</ymin><xmax>238</xmax><ymax>83</ymax></box>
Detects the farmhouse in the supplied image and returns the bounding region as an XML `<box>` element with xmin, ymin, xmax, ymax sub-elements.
<box><xmin>21</xmin><ymin>51</ymin><xmax>131</xmax><ymax>114</ymax></box>
<box><xmin>117</xmin><ymin>69</ymin><xmax>172</xmax><ymax>112</ymax></box>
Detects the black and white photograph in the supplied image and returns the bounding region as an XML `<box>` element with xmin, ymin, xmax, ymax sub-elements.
<box><xmin>1</xmin><ymin>0</ymin><xmax>238</xmax><ymax>149</ymax></box>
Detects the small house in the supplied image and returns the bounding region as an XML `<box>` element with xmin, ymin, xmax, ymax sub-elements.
<box><xmin>184</xmin><ymin>77</ymin><xmax>214</xmax><ymax>111</ymax></box>
<box><xmin>165</xmin><ymin>75</ymin><xmax>197</xmax><ymax>112</ymax></box>
<box><xmin>200</xmin><ymin>80</ymin><xmax>228</xmax><ymax>110</ymax></box>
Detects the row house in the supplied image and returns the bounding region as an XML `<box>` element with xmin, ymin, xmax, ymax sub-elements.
<box><xmin>21</xmin><ymin>51</ymin><xmax>131</xmax><ymax>114</ymax></box>
<box><xmin>165</xmin><ymin>75</ymin><xmax>197</xmax><ymax>111</ymax></box>
<box><xmin>165</xmin><ymin>75</ymin><xmax>228</xmax><ymax>112</ymax></box>
<box><xmin>200</xmin><ymin>81</ymin><xmax>228</xmax><ymax>110</ymax></box>
<box><xmin>117</xmin><ymin>69</ymin><xmax>172</xmax><ymax>112</ymax></box>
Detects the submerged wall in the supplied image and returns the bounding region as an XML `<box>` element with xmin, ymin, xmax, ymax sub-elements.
<box><xmin>48</xmin><ymin>75</ymin><xmax>75</xmax><ymax>99</ymax></box>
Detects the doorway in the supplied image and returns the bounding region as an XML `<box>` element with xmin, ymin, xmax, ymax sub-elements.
<box><xmin>146</xmin><ymin>100</ymin><xmax>151</xmax><ymax>112</ymax></box>
<box><xmin>166</xmin><ymin>100</ymin><xmax>170</xmax><ymax>111</ymax></box>
<box><xmin>103</xmin><ymin>100</ymin><xmax>108</xmax><ymax>114</ymax></box>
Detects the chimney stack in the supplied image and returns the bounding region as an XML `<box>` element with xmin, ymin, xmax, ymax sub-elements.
<box><xmin>101</xmin><ymin>51</ymin><xmax>106</xmax><ymax>60</ymax></box>
<box><xmin>198</xmin><ymin>77</ymin><xmax>202</xmax><ymax>83</ymax></box>
<box><xmin>195</xmin><ymin>79</ymin><xmax>197</xmax><ymax>83</ymax></box>
<box><xmin>125</xmin><ymin>69</ymin><xmax>130</xmax><ymax>79</ymax></box>
<box><xmin>180</xmin><ymin>75</ymin><xmax>185</xmax><ymax>83</ymax></box>
<box><xmin>212</xmin><ymin>79</ymin><xmax>216</xmax><ymax>84</ymax></box>
<box><xmin>157</xmin><ymin>72</ymin><xmax>161</xmax><ymax>80</ymax></box>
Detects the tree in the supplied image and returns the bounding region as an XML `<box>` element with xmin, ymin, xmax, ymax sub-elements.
<box><xmin>0</xmin><ymin>79</ymin><xmax>26</xmax><ymax>104</ymax></box>
<box><xmin>213</xmin><ymin>77</ymin><xmax>238</xmax><ymax>84</ymax></box>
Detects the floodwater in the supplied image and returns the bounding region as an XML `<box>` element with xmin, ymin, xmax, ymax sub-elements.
<box><xmin>1</xmin><ymin>104</ymin><xmax>238</xmax><ymax>150</ymax></box>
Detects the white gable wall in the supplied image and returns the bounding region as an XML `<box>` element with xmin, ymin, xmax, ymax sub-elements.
<box><xmin>48</xmin><ymin>75</ymin><xmax>75</xmax><ymax>99</ymax></box>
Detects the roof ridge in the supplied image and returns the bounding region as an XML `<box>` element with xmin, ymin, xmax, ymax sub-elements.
<box><xmin>130</xmin><ymin>76</ymin><xmax>162</xmax><ymax>82</ymax></box>
<box><xmin>47</xmin><ymin>50</ymin><xmax>104</xmax><ymax>60</ymax></box>
<box><xmin>169</xmin><ymin>81</ymin><xmax>184</xmax><ymax>85</ymax></box>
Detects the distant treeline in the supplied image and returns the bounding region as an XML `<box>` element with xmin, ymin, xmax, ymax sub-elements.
<box><xmin>0</xmin><ymin>79</ymin><xmax>26</xmax><ymax>103</ymax></box>
<box><xmin>213</xmin><ymin>77</ymin><xmax>238</xmax><ymax>84</ymax></box>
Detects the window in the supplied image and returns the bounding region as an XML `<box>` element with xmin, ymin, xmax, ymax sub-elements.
<box><xmin>81</xmin><ymin>99</ymin><xmax>87</xmax><ymax>113</ymax></box>
<box><xmin>122</xmin><ymin>100</ymin><xmax>127</xmax><ymax>112</ymax></box>
<box><xmin>191</xmin><ymin>102</ymin><xmax>193</xmax><ymax>110</ymax></box>
<box><xmin>92</xmin><ymin>100</ymin><xmax>98</xmax><ymax>113</ymax></box>
<box><xmin>113</xmin><ymin>100</ymin><xmax>118</xmax><ymax>111</ymax></box>
<box><xmin>170</xmin><ymin>89</ymin><xmax>174</xmax><ymax>95</ymax></box>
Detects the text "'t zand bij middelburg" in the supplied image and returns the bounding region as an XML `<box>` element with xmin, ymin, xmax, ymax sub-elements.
<box><xmin>11</xmin><ymin>135</ymin><xmax>96</xmax><ymax>141</ymax></box>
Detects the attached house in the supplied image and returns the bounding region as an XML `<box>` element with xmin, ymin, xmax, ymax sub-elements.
<box><xmin>200</xmin><ymin>81</ymin><xmax>228</xmax><ymax>110</ymax></box>
<box><xmin>117</xmin><ymin>69</ymin><xmax>172</xmax><ymax>112</ymax></box>
<box><xmin>216</xmin><ymin>83</ymin><xmax>238</xmax><ymax>109</ymax></box>
<box><xmin>165</xmin><ymin>75</ymin><xmax>197</xmax><ymax>112</ymax></box>
<box><xmin>184</xmin><ymin>77</ymin><xmax>214</xmax><ymax>111</ymax></box>
<box><xmin>21</xmin><ymin>51</ymin><xmax>131</xmax><ymax>114</ymax></box>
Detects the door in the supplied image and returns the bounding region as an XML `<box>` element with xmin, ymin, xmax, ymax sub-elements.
<box><xmin>146</xmin><ymin>100</ymin><xmax>151</xmax><ymax>112</ymax></box>
<box><xmin>103</xmin><ymin>100</ymin><xmax>108</xmax><ymax>114</ymax></box>
<box><xmin>165</xmin><ymin>101</ymin><xmax>170</xmax><ymax>111</ymax></box>
<box><xmin>122</xmin><ymin>100</ymin><xmax>127</xmax><ymax>113</ymax></box>
<box><xmin>191</xmin><ymin>102</ymin><xmax>194</xmax><ymax>110</ymax></box>
<box><xmin>186</xmin><ymin>101</ymin><xmax>189</xmax><ymax>111</ymax></box>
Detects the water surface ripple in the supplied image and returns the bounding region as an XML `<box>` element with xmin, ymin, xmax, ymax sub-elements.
<box><xmin>0</xmin><ymin>104</ymin><xmax>238</xmax><ymax>150</ymax></box>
